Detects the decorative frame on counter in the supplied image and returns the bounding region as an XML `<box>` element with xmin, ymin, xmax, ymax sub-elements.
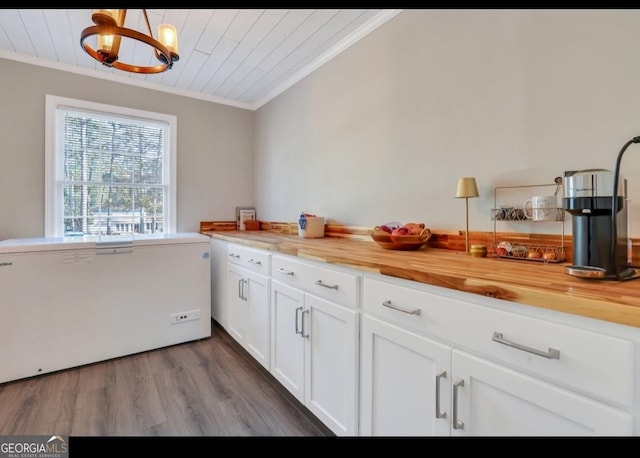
<box><xmin>236</xmin><ymin>206</ymin><xmax>256</xmax><ymax>231</ymax></box>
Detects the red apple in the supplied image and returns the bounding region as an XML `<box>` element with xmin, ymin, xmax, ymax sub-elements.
<box><xmin>392</xmin><ymin>227</ymin><xmax>410</xmax><ymax>236</ymax></box>
<box><xmin>496</xmin><ymin>247</ymin><xmax>508</xmax><ymax>256</ymax></box>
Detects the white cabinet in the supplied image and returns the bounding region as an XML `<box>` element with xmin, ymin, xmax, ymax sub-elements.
<box><xmin>451</xmin><ymin>350</ymin><xmax>632</xmax><ymax>436</ymax></box>
<box><xmin>360</xmin><ymin>314</ymin><xmax>451</xmax><ymax>436</ymax></box>
<box><xmin>271</xmin><ymin>280</ymin><xmax>305</xmax><ymax>397</ymax></box>
<box><xmin>209</xmin><ymin>237</ymin><xmax>229</xmax><ymax>328</ymax></box>
<box><xmin>271</xmin><ymin>254</ymin><xmax>360</xmax><ymax>436</ymax></box>
<box><xmin>226</xmin><ymin>243</ymin><xmax>271</xmax><ymax>370</ymax></box>
<box><xmin>360</xmin><ymin>273</ymin><xmax>634</xmax><ymax>436</ymax></box>
<box><xmin>207</xmin><ymin>235</ymin><xmax>638</xmax><ymax>436</ymax></box>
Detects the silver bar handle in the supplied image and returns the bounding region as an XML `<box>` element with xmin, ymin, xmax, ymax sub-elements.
<box><xmin>95</xmin><ymin>248</ymin><xmax>134</xmax><ymax>255</ymax></box>
<box><xmin>315</xmin><ymin>280</ymin><xmax>339</xmax><ymax>290</ymax></box>
<box><xmin>453</xmin><ymin>378</ymin><xmax>464</xmax><ymax>430</ymax></box>
<box><xmin>96</xmin><ymin>240</ymin><xmax>133</xmax><ymax>248</ymax></box>
<box><xmin>295</xmin><ymin>306</ymin><xmax>303</xmax><ymax>335</ymax></box>
<box><xmin>248</xmin><ymin>258</ymin><xmax>262</xmax><ymax>265</ymax></box>
<box><xmin>277</xmin><ymin>267</ymin><xmax>295</xmax><ymax>276</ymax></box>
<box><xmin>228</xmin><ymin>253</ymin><xmax>240</xmax><ymax>259</ymax></box>
<box><xmin>301</xmin><ymin>309</ymin><xmax>310</xmax><ymax>338</ymax></box>
<box><xmin>239</xmin><ymin>278</ymin><xmax>248</xmax><ymax>300</ymax></box>
<box><xmin>492</xmin><ymin>332</ymin><xmax>560</xmax><ymax>360</ymax></box>
<box><xmin>435</xmin><ymin>370</ymin><xmax>447</xmax><ymax>419</ymax></box>
<box><xmin>382</xmin><ymin>300</ymin><xmax>421</xmax><ymax>316</ymax></box>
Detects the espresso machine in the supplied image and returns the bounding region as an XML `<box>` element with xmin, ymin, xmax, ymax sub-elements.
<box><xmin>563</xmin><ymin>169</ymin><xmax>634</xmax><ymax>280</ymax></box>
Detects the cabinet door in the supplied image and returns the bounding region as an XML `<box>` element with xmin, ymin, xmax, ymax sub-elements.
<box><xmin>304</xmin><ymin>293</ymin><xmax>358</xmax><ymax>436</ymax></box>
<box><xmin>360</xmin><ymin>314</ymin><xmax>452</xmax><ymax>436</ymax></box>
<box><xmin>451</xmin><ymin>350</ymin><xmax>633</xmax><ymax>436</ymax></box>
<box><xmin>270</xmin><ymin>280</ymin><xmax>305</xmax><ymax>402</ymax></box>
<box><xmin>209</xmin><ymin>238</ymin><xmax>228</xmax><ymax>328</ymax></box>
<box><xmin>245</xmin><ymin>270</ymin><xmax>270</xmax><ymax>370</ymax></box>
<box><xmin>227</xmin><ymin>264</ymin><xmax>248</xmax><ymax>345</ymax></box>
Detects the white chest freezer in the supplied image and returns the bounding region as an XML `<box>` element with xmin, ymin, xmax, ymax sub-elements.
<box><xmin>0</xmin><ymin>232</ymin><xmax>212</xmax><ymax>384</ymax></box>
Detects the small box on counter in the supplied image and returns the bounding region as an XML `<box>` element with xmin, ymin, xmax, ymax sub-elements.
<box><xmin>298</xmin><ymin>212</ymin><xmax>325</xmax><ymax>238</ymax></box>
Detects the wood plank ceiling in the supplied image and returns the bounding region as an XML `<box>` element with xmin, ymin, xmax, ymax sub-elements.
<box><xmin>0</xmin><ymin>9</ymin><xmax>401</xmax><ymax>110</ymax></box>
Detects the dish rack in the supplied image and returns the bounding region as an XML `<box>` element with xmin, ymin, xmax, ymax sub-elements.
<box><xmin>492</xmin><ymin>181</ymin><xmax>567</xmax><ymax>263</ymax></box>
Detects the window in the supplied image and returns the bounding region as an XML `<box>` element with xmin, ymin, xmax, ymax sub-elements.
<box><xmin>45</xmin><ymin>95</ymin><xmax>177</xmax><ymax>238</ymax></box>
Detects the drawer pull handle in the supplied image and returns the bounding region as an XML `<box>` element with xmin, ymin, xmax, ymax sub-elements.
<box><xmin>315</xmin><ymin>280</ymin><xmax>339</xmax><ymax>290</ymax></box>
<box><xmin>453</xmin><ymin>378</ymin><xmax>464</xmax><ymax>430</ymax></box>
<box><xmin>277</xmin><ymin>267</ymin><xmax>295</xmax><ymax>276</ymax></box>
<box><xmin>382</xmin><ymin>300</ymin><xmax>421</xmax><ymax>316</ymax></box>
<box><xmin>248</xmin><ymin>258</ymin><xmax>262</xmax><ymax>265</ymax></box>
<box><xmin>229</xmin><ymin>253</ymin><xmax>240</xmax><ymax>258</ymax></box>
<box><xmin>435</xmin><ymin>370</ymin><xmax>447</xmax><ymax>419</ymax></box>
<box><xmin>492</xmin><ymin>332</ymin><xmax>560</xmax><ymax>360</ymax></box>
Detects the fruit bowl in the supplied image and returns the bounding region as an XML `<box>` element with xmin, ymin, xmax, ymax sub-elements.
<box><xmin>371</xmin><ymin>226</ymin><xmax>431</xmax><ymax>251</ymax></box>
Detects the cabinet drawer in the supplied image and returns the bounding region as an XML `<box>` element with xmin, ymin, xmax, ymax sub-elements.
<box><xmin>363</xmin><ymin>275</ymin><xmax>460</xmax><ymax>338</ymax></box>
<box><xmin>363</xmin><ymin>274</ymin><xmax>635</xmax><ymax>407</ymax></box>
<box><xmin>226</xmin><ymin>244</ymin><xmax>270</xmax><ymax>275</ymax></box>
<box><xmin>272</xmin><ymin>255</ymin><xmax>360</xmax><ymax>309</ymax></box>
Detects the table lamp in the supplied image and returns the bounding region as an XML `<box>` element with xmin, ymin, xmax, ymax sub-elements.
<box><xmin>456</xmin><ymin>177</ymin><xmax>479</xmax><ymax>254</ymax></box>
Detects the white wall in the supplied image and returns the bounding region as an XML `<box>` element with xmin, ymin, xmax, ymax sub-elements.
<box><xmin>254</xmin><ymin>9</ymin><xmax>640</xmax><ymax>237</ymax></box>
<box><xmin>0</xmin><ymin>58</ymin><xmax>254</xmax><ymax>239</ymax></box>
<box><xmin>3</xmin><ymin>9</ymin><xmax>640</xmax><ymax>240</ymax></box>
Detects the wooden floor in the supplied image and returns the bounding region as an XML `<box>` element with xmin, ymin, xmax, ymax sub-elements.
<box><xmin>0</xmin><ymin>320</ymin><xmax>333</xmax><ymax>437</ymax></box>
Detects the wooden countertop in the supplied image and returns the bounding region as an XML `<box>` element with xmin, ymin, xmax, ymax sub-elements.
<box><xmin>203</xmin><ymin>230</ymin><xmax>640</xmax><ymax>329</ymax></box>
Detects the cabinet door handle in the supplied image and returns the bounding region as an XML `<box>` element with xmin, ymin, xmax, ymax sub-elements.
<box><xmin>238</xmin><ymin>278</ymin><xmax>243</xmax><ymax>300</ymax></box>
<box><xmin>295</xmin><ymin>306</ymin><xmax>303</xmax><ymax>335</ymax></box>
<box><xmin>301</xmin><ymin>309</ymin><xmax>310</xmax><ymax>338</ymax></box>
<box><xmin>277</xmin><ymin>267</ymin><xmax>294</xmax><ymax>276</ymax></box>
<box><xmin>242</xmin><ymin>279</ymin><xmax>248</xmax><ymax>301</ymax></box>
<box><xmin>453</xmin><ymin>378</ymin><xmax>464</xmax><ymax>430</ymax></box>
<box><xmin>435</xmin><ymin>370</ymin><xmax>447</xmax><ymax>419</ymax></box>
<box><xmin>248</xmin><ymin>258</ymin><xmax>262</xmax><ymax>265</ymax></box>
<box><xmin>382</xmin><ymin>300</ymin><xmax>421</xmax><ymax>316</ymax></box>
<box><xmin>229</xmin><ymin>253</ymin><xmax>240</xmax><ymax>259</ymax></box>
<box><xmin>315</xmin><ymin>280</ymin><xmax>339</xmax><ymax>290</ymax></box>
<box><xmin>492</xmin><ymin>332</ymin><xmax>560</xmax><ymax>360</ymax></box>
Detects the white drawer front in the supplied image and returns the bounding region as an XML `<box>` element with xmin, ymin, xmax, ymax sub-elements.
<box><xmin>363</xmin><ymin>275</ymin><xmax>634</xmax><ymax>407</ymax></box>
<box><xmin>272</xmin><ymin>255</ymin><xmax>360</xmax><ymax>309</ymax></box>
<box><xmin>226</xmin><ymin>244</ymin><xmax>270</xmax><ymax>275</ymax></box>
<box><xmin>272</xmin><ymin>255</ymin><xmax>307</xmax><ymax>288</ymax></box>
<box><xmin>458</xmin><ymin>304</ymin><xmax>634</xmax><ymax>407</ymax></box>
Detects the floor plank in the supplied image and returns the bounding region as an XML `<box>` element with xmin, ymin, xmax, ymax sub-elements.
<box><xmin>0</xmin><ymin>320</ymin><xmax>333</xmax><ymax>437</ymax></box>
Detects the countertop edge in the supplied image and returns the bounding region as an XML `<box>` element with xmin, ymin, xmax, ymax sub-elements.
<box><xmin>203</xmin><ymin>231</ymin><xmax>640</xmax><ymax>329</ymax></box>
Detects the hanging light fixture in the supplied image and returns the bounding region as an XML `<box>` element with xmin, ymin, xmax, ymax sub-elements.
<box><xmin>80</xmin><ymin>9</ymin><xmax>179</xmax><ymax>74</ymax></box>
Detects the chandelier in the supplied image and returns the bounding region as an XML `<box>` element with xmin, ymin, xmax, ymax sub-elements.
<box><xmin>80</xmin><ymin>9</ymin><xmax>179</xmax><ymax>74</ymax></box>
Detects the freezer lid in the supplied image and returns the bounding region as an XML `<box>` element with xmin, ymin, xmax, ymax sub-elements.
<box><xmin>0</xmin><ymin>232</ymin><xmax>208</xmax><ymax>254</ymax></box>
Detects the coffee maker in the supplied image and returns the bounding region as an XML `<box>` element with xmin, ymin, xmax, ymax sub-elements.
<box><xmin>563</xmin><ymin>169</ymin><xmax>634</xmax><ymax>280</ymax></box>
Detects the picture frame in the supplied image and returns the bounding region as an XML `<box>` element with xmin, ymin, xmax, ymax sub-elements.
<box><xmin>236</xmin><ymin>207</ymin><xmax>256</xmax><ymax>231</ymax></box>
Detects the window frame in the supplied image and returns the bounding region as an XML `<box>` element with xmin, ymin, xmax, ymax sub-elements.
<box><xmin>44</xmin><ymin>95</ymin><xmax>177</xmax><ymax>238</ymax></box>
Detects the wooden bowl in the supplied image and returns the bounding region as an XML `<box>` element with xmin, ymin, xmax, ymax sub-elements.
<box><xmin>371</xmin><ymin>227</ymin><xmax>431</xmax><ymax>251</ymax></box>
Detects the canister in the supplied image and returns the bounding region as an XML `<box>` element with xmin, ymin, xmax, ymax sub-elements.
<box><xmin>470</xmin><ymin>244</ymin><xmax>487</xmax><ymax>257</ymax></box>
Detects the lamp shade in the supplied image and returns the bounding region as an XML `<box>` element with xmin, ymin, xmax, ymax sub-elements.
<box><xmin>456</xmin><ymin>177</ymin><xmax>479</xmax><ymax>198</ymax></box>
